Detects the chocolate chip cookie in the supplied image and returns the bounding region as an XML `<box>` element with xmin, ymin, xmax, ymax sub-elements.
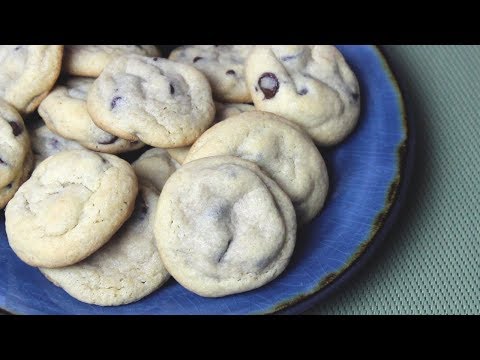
<box><xmin>5</xmin><ymin>150</ymin><xmax>138</xmax><ymax>268</ymax></box>
<box><xmin>87</xmin><ymin>55</ymin><xmax>215</xmax><ymax>148</ymax></box>
<box><xmin>0</xmin><ymin>100</ymin><xmax>32</xmax><ymax>208</ymax></box>
<box><xmin>169</xmin><ymin>45</ymin><xmax>254</xmax><ymax>103</ymax></box>
<box><xmin>39</xmin><ymin>77</ymin><xmax>145</xmax><ymax>154</ymax></box>
<box><xmin>154</xmin><ymin>156</ymin><xmax>296</xmax><ymax>297</ymax></box>
<box><xmin>245</xmin><ymin>45</ymin><xmax>360</xmax><ymax>146</ymax></box>
<box><xmin>185</xmin><ymin>111</ymin><xmax>329</xmax><ymax>224</ymax></box>
<box><xmin>40</xmin><ymin>151</ymin><xmax>177</xmax><ymax>306</ymax></box>
<box><xmin>0</xmin><ymin>45</ymin><xmax>63</xmax><ymax>114</ymax></box>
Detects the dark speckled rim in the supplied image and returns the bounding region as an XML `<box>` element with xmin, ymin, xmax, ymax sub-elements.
<box><xmin>268</xmin><ymin>45</ymin><xmax>415</xmax><ymax>315</ymax></box>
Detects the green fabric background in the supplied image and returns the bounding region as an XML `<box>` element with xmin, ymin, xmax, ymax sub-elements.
<box><xmin>306</xmin><ymin>45</ymin><xmax>480</xmax><ymax>315</ymax></box>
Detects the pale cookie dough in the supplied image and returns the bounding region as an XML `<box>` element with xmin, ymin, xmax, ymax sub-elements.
<box><xmin>5</xmin><ymin>150</ymin><xmax>138</xmax><ymax>268</ymax></box>
<box><xmin>245</xmin><ymin>45</ymin><xmax>360</xmax><ymax>146</ymax></box>
<box><xmin>0</xmin><ymin>45</ymin><xmax>63</xmax><ymax>114</ymax></box>
<box><xmin>166</xmin><ymin>102</ymin><xmax>255</xmax><ymax>164</ymax></box>
<box><xmin>39</xmin><ymin>77</ymin><xmax>144</xmax><ymax>154</ymax></box>
<box><xmin>154</xmin><ymin>156</ymin><xmax>297</xmax><ymax>298</ymax></box>
<box><xmin>132</xmin><ymin>148</ymin><xmax>180</xmax><ymax>190</ymax></box>
<box><xmin>30</xmin><ymin>125</ymin><xmax>86</xmax><ymax>167</ymax></box>
<box><xmin>166</xmin><ymin>146</ymin><xmax>190</xmax><ymax>165</ymax></box>
<box><xmin>87</xmin><ymin>55</ymin><xmax>215</xmax><ymax>148</ymax></box>
<box><xmin>185</xmin><ymin>111</ymin><xmax>329</xmax><ymax>224</ymax></box>
<box><xmin>40</xmin><ymin>155</ymin><xmax>175</xmax><ymax>306</ymax></box>
<box><xmin>214</xmin><ymin>102</ymin><xmax>255</xmax><ymax>123</ymax></box>
<box><xmin>169</xmin><ymin>45</ymin><xmax>254</xmax><ymax>103</ymax></box>
<box><xmin>63</xmin><ymin>45</ymin><xmax>160</xmax><ymax>77</ymax></box>
<box><xmin>0</xmin><ymin>100</ymin><xmax>31</xmax><ymax>208</ymax></box>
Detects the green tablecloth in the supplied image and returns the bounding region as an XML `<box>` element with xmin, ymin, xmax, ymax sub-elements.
<box><xmin>306</xmin><ymin>45</ymin><xmax>480</xmax><ymax>315</ymax></box>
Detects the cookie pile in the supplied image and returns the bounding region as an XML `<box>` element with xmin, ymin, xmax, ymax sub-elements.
<box><xmin>1</xmin><ymin>45</ymin><xmax>360</xmax><ymax>306</ymax></box>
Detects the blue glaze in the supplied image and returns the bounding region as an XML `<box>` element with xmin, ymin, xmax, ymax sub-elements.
<box><xmin>0</xmin><ymin>45</ymin><xmax>408</xmax><ymax>314</ymax></box>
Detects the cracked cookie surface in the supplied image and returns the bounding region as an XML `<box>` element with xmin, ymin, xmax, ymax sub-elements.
<box><xmin>185</xmin><ymin>111</ymin><xmax>329</xmax><ymax>224</ymax></box>
<box><xmin>63</xmin><ymin>45</ymin><xmax>160</xmax><ymax>77</ymax></box>
<box><xmin>5</xmin><ymin>150</ymin><xmax>138</xmax><ymax>268</ymax></box>
<box><xmin>245</xmin><ymin>45</ymin><xmax>360</xmax><ymax>146</ymax></box>
<box><xmin>154</xmin><ymin>156</ymin><xmax>296</xmax><ymax>297</ymax></box>
<box><xmin>39</xmin><ymin>77</ymin><xmax>145</xmax><ymax>154</ymax></box>
<box><xmin>87</xmin><ymin>55</ymin><xmax>215</xmax><ymax>148</ymax></box>
<box><xmin>0</xmin><ymin>100</ymin><xmax>31</xmax><ymax>208</ymax></box>
<box><xmin>169</xmin><ymin>45</ymin><xmax>254</xmax><ymax>103</ymax></box>
<box><xmin>40</xmin><ymin>151</ymin><xmax>176</xmax><ymax>305</ymax></box>
<box><xmin>0</xmin><ymin>45</ymin><xmax>63</xmax><ymax>114</ymax></box>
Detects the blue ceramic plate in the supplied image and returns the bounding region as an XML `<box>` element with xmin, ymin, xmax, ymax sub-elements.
<box><xmin>0</xmin><ymin>45</ymin><xmax>410</xmax><ymax>315</ymax></box>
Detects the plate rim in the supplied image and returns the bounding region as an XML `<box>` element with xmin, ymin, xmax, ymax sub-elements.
<box><xmin>270</xmin><ymin>45</ymin><xmax>415</xmax><ymax>314</ymax></box>
<box><xmin>0</xmin><ymin>45</ymin><xmax>414</xmax><ymax>316</ymax></box>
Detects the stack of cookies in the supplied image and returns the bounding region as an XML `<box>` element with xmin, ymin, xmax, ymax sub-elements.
<box><xmin>0</xmin><ymin>45</ymin><xmax>360</xmax><ymax>306</ymax></box>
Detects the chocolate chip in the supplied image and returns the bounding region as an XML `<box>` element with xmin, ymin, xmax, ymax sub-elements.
<box><xmin>111</xmin><ymin>96</ymin><xmax>122</xmax><ymax>109</ymax></box>
<box><xmin>352</xmin><ymin>92</ymin><xmax>359</xmax><ymax>102</ymax></box>
<box><xmin>193</xmin><ymin>56</ymin><xmax>203</xmax><ymax>63</ymax></box>
<box><xmin>170</xmin><ymin>84</ymin><xmax>175</xmax><ymax>95</ymax></box>
<box><xmin>281</xmin><ymin>55</ymin><xmax>297</xmax><ymax>61</ymax></box>
<box><xmin>134</xmin><ymin>196</ymin><xmax>148</xmax><ymax>219</ymax></box>
<box><xmin>298</xmin><ymin>88</ymin><xmax>308</xmax><ymax>96</ymax></box>
<box><xmin>226</xmin><ymin>70</ymin><xmax>236</xmax><ymax>75</ymax></box>
<box><xmin>258</xmin><ymin>72</ymin><xmax>279</xmax><ymax>100</ymax></box>
<box><xmin>6</xmin><ymin>183</ymin><xmax>12</xmax><ymax>189</ymax></box>
<box><xmin>49</xmin><ymin>138</ymin><xmax>60</xmax><ymax>149</ymax></box>
<box><xmin>8</xmin><ymin>121</ymin><xmax>23</xmax><ymax>136</ymax></box>
<box><xmin>98</xmin><ymin>135</ymin><xmax>118</xmax><ymax>145</ymax></box>
<box><xmin>0</xmin><ymin>158</ymin><xmax>5</xmax><ymax>165</ymax></box>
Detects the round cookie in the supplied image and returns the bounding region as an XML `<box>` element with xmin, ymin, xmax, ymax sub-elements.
<box><xmin>87</xmin><ymin>55</ymin><xmax>215</xmax><ymax>148</ymax></box>
<box><xmin>166</xmin><ymin>102</ymin><xmax>254</xmax><ymax>164</ymax></box>
<box><xmin>0</xmin><ymin>100</ymin><xmax>31</xmax><ymax>208</ymax></box>
<box><xmin>154</xmin><ymin>156</ymin><xmax>297</xmax><ymax>298</ymax></box>
<box><xmin>30</xmin><ymin>125</ymin><xmax>86</xmax><ymax>167</ymax></box>
<box><xmin>169</xmin><ymin>45</ymin><xmax>254</xmax><ymax>103</ymax></box>
<box><xmin>39</xmin><ymin>77</ymin><xmax>145</xmax><ymax>154</ymax></box>
<box><xmin>0</xmin><ymin>45</ymin><xmax>63</xmax><ymax>114</ymax></box>
<box><xmin>185</xmin><ymin>111</ymin><xmax>329</xmax><ymax>224</ymax></box>
<box><xmin>245</xmin><ymin>45</ymin><xmax>360</xmax><ymax>146</ymax></box>
<box><xmin>40</xmin><ymin>152</ymin><xmax>177</xmax><ymax>306</ymax></box>
<box><xmin>132</xmin><ymin>148</ymin><xmax>180</xmax><ymax>190</ymax></box>
<box><xmin>5</xmin><ymin>150</ymin><xmax>138</xmax><ymax>268</ymax></box>
<box><xmin>63</xmin><ymin>45</ymin><xmax>160</xmax><ymax>77</ymax></box>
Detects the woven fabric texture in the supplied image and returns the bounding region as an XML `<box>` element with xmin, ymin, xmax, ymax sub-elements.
<box><xmin>305</xmin><ymin>45</ymin><xmax>480</xmax><ymax>315</ymax></box>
